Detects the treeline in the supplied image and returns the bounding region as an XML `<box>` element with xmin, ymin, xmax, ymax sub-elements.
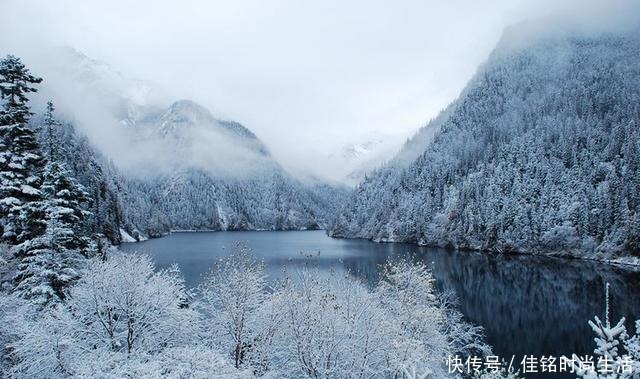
<box><xmin>123</xmin><ymin>172</ymin><xmax>347</xmax><ymax>237</ymax></box>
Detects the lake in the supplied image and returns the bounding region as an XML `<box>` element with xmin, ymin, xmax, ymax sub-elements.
<box><xmin>121</xmin><ymin>230</ymin><xmax>640</xmax><ymax>378</ymax></box>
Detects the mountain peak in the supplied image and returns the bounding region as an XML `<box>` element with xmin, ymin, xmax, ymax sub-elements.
<box><xmin>156</xmin><ymin>100</ymin><xmax>269</xmax><ymax>156</ymax></box>
<box><xmin>163</xmin><ymin>100</ymin><xmax>215</xmax><ymax>125</ymax></box>
<box><xmin>154</xmin><ymin>99</ymin><xmax>218</xmax><ymax>139</ymax></box>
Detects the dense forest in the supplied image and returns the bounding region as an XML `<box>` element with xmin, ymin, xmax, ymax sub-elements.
<box><xmin>123</xmin><ymin>172</ymin><xmax>346</xmax><ymax>237</ymax></box>
<box><xmin>330</xmin><ymin>27</ymin><xmax>640</xmax><ymax>264</ymax></box>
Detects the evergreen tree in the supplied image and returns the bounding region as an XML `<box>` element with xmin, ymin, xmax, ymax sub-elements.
<box><xmin>12</xmin><ymin>102</ymin><xmax>92</xmax><ymax>304</ymax></box>
<box><xmin>41</xmin><ymin>101</ymin><xmax>92</xmax><ymax>241</ymax></box>
<box><xmin>43</xmin><ymin>101</ymin><xmax>59</xmax><ymax>159</ymax></box>
<box><xmin>568</xmin><ymin>284</ymin><xmax>638</xmax><ymax>379</ymax></box>
<box><xmin>0</xmin><ymin>55</ymin><xmax>44</xmax><ymax>244</ymax></box>
<box><xmin>11</xmin><ymin>216</ymin><xmax>84</xmax><ymax>304</ymax></box>
<box><xmin>40</xmin><ymin>151</ymin><xmax>92</xmax><ymax>254</ymax></box>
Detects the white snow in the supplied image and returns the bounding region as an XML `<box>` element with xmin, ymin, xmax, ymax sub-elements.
<box><xmin>20</xmin><ymin>185</ymin><xmax>40</xmax><ymax>196</ymax></box>
<box><xmin>119</xmin><ymin>228</ymin><xmax>137</xmax><ymax>243</ymax></box>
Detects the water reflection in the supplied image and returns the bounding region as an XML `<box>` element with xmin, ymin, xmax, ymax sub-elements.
<box><xmin>121</xmin><ymin>230</ymin><xmax>640</xmax><ymax>379</ymax></box>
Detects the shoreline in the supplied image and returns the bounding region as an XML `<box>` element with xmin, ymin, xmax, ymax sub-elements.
<box><xmin>328</xmin><ymin>233</ymin><xmax>640</xmax><ymax>270</ymax></box>
<box><xmin>121</xmin><ymin>228</ymin><xmax>640</xmax><ymax>270</ymax></box>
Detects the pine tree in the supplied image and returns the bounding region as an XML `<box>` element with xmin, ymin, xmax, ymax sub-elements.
<box><xmin>41</xmin><ymin>101</ymin><xmax>92</xmax><ymax>248</ymax></box>
<box><xmin>40</xmin><ymin>158</ymin><xmax>92</xmax><ymax>253</ymax></box>
<box><xmin>624</xmin><ymin>320</ymin><xmax>640</xmax><ymax>375</ymax></box>
<box><xmin>43</xmin><ymin>101</ymin><xmax>58</xmax><ymax>159</ymax></box>
<box><xmin>12</xmin><ymin>102</ymin><xmax>92</xmax><ymax>304</ymax></box>
<box><xmin>568</xmin><ymin>284</ymin><xmax>636</xmax><ymax>379</ymax></box>
<box><xmin>0</xmin><ymin>55</ymin><xmax>44</xmax><ymax>244</ymax></box>
<box><xmin>12</xmin><ymin>216</ymin><xmax>84</xmax><ymax>304</ymax></box>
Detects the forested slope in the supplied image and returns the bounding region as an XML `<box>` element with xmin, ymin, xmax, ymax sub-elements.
<box><xmin>123</xmin><ymin>172</ymin><xmax>345</xmax><ymax>237</ymax></box>
<box><xmin>32</xmin><ymin>117</ymin><xmax>129</xmax><ymax>243</ymax></box>
<box><xmin>330</xmin><ymin>27</ymin><xmax>640</xmax><ymax>262</ymax></box>
<box><xmin>118</xmin><ymin>99</ymin><xmax>347</xmax><ymax>237</ymax></box>
<box><xmin>44</xmin><ymin>119</ymin><xmax>348</xmax><ymax>241</ymax></box>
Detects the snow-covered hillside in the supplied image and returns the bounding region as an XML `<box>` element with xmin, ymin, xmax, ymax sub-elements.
<box><xmin>330</xmin><ymin>24</ymin><xmax>640</xmax><ymax>262</ymax></box>
<box><xmin>28</xmin><ymin>48</ymin><xmax>348</xmax><ymax>240</ymax></box>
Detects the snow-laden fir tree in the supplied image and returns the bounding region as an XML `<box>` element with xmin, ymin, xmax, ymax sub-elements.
<box><xmin>39</xmin><ymin>101</ymin><xmax>91</xmax><ymax>253</ymax></box>
<box><xmin>624</xmin><ymin>320</ymin><xmax>640</xmax><ymax>376</ymax></box>
<box><xmin>0</xmin><ymin>55</ymin><xmax>44</xmax><ymax>244</ymax></box>
<box><xmin>568</xmin><ymin>283</ymin><xmax>639</xmax><ymax>379</ymax></box>
<box><xmin>12</xmin><ymin>101</ymin><xmax>92</xmax><ymax>304</ymax></box>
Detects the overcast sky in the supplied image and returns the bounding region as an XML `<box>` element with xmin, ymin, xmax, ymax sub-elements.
<box><xmin>0</xmin><ymin>0</ymin><xmax>637</xmax><ymax>173</ymax></box>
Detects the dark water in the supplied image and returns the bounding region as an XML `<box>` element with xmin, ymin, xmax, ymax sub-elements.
<box><xmin>121</xmin><ymin>230</ymin><xmax>640</xmax><ymax>378</ymax></box>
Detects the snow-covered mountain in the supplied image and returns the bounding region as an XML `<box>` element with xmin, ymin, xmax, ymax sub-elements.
<box><xmin>330</xmin><ymin>22</ymin><xmax>640</xmax><ymax>263</ymax></box>
<box><xmin>325</xmin><ymin>131</ymin><xmax>407</xmax><ymax>185</ymax></box>
<box><xmin>121</xmin><ymin>98</ymin><xmax>275</xmax><ymax>177</ymax></box>
<box><xmin>127</xmin><ymin>98</ymin><xmax>268</xmax><ymax>153</ymax></box>
<box><xmin>30</xmin><ymin>47</ymin><xmax>348</xmax><ymax>240</ymax></box>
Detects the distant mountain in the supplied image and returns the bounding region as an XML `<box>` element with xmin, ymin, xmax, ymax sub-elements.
<box><xmin>325</xmin><ymin>131</ymin><xmax>407</xmax><ymax>185</ymax></box>
<box><xmin>118</xmin><ymin>98</ymin><xmax>347</xmax><ymax>237</ymax></box>
<box><xmin>32</xmin><ymin>47</ymin><xmax>348</xmax><ymax>240</ymax></box>
<box><xmin>330</xmin><ymin>23</ymin><xmax>640</xmax><ymax>264</ymax></box>
<box><xmin>122</xmin><ymin>98</ymin><xmax>274</xmax><ymax>176</ymax></box>
<box><xmin>132</xmin><ymin>99</ymin><xmax>267</xmax><ymax>153</ymax></box>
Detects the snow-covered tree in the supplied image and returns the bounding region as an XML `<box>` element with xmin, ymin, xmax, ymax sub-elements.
<box><xmin>8</xmin><ymin>302</ymin><xmax>76</xmax><ymax>378</ymax></box>
<box><xmin>569</xmin><ymin>316</ymin><xmax>631</xmax><ymax>379</ymax></box>
<box><xmin>42</xmin><ymin>101</ymin><xmax>58</xmax><ymax>159</ymax></box>
<box><xmin>199</xmin><ymin>245</ymin><xmax>280</xmax><ymax>373</ymax></box>
<box><xmin>74</xmin><ymin>346</ymin><xmax>254</xmax><ymax>379</ymax></box>
<box><xmin>473</xmin><ymin>366</ymin><xmax>523</xmax><ymax>379</ymax></box>
<box><xmin>568</xmin><ymin>284</ymin><xmax>639</xmax><ymax>379</ymax></box>
<box><xmin>2</xmin><ymin>246</ymin><xmax>501</xmax><ymax>379</ymax></box>
<box><xmin>11</xmin><ymin>226</ymin><xmax>84</xmax><ymax>304</ymax></box>
<box><xmin>11</xmin><ymin>102</ymin><xmax>92</xmax><ymax>304</ymax></box>
<box><xmin>67</xmin><ymin>254</ymin><xmax>198</xmax><ymax>355</ymax></box>
<box><xmin>277</xmin><ymin>268</ymin><xmax>391</xmax><ymax>379</ymax></box>
<box><xmin>6</xmin><ymin>254</ymin><xmax>242</xmax><ymax>379</ymax></box>
<box><xmin>0</xmin><ymin>55</ymin><xmax>44</xmax><ymax>244</ymax></box>
<box><xmin>624</xmin><ymin>320</ymin><xmax>640</xmax><ymax>377</ymax></box>
<box><xmin>376</xmin><ymin>259</ymin><xmax>489</xmax><ymax>378</ymax></box>
<box><xmin>38</xmin><ymin>102</ymin><xmax>92</xmax><ymax>253</ymax></box>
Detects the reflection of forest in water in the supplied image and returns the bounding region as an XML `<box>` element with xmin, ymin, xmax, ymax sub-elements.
<box><xmin>341</xmin><ymin>243</ymin><xmax>640</xmax><ymax>377</ymax></box>
<box><xmin>123</xmin><ymin>231</ymin><xmax>640</xmax><ymax>378</ymax></box>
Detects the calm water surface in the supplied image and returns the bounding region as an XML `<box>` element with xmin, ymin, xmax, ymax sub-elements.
<box><xmin>121</xmin><ymin>230</ymin><xmax>640</xmax><ymax>378</ymax></box>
